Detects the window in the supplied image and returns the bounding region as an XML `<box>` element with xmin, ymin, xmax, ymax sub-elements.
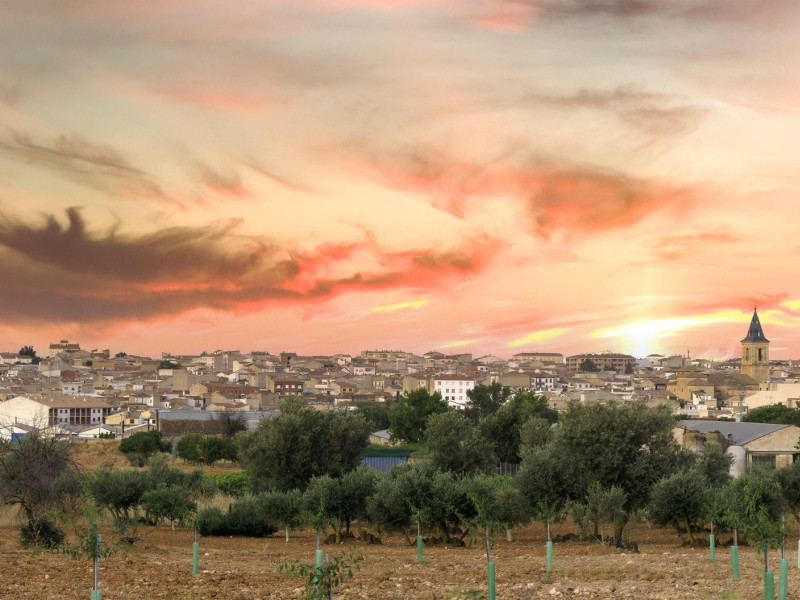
<box><xmin>758</xmin><ymin>348</ymin><xmax>763</xmax><ymax>361</ymax></box>
<box><xmin>751</xmin><ymin>454</ymin><xmax>776</xmax><ymax>469</ymax></box>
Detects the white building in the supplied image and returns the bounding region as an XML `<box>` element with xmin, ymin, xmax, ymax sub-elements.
<box><xmin>744</xmin><ymin>381</ymin><xmax>800</xmax><ymax>410</ymax></box>
<box><xmin>0</xmin><ymin>395</ymin><xmax>116</xmax><ymax>428</ymax></box>
<box><xmin>433</xmin><ymin>376</ymin><xmax>475</xmax><ymax>408</ymax></box>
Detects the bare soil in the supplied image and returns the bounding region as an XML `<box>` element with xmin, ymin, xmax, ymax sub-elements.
<box><xmin>0</xmin><ymin>521</ymin><xmax>789</xmax><ymax>599</ymax></box>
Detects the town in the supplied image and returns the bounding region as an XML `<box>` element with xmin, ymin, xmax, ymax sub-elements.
<box><xmin>1</xmin><ymin>308</ymin><xmax>796</xmax><ymax>442</ymax></box>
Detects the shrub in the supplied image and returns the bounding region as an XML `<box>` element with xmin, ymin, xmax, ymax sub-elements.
<box><xmin>119</xmin><ymin>430</ymin><xmax>171</xmax><ymax>462</ymax></box>
<box><xmin>20</xmin><ymin>517</ymin><xmax>65</xmax><ymax>549</ymax></box>
<box><xmin>141</xmin><ymin>484</ymin><xmax>197</xmax><ymax>529</ymax></box>
<box><xmin>206</xmin><ymin>472</ymin><xmax>252</xmax><ymax>497</ymax></box>
<box><xmin>177</xmin><ymin>435</ymin><xmax>239</xmax><ymax>466</ymax></box>
<box><xmin>196</xmin><ymin>496</ymin><xmax>278</xmax><ymax>537</ymax></box>
<box><xmin>196</xmin><ymin>507</ymin><xmax>226</xmax><ymax>536</ymax></box>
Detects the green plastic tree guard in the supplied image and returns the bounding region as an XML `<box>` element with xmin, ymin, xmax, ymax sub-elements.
<box><xmin>765</xmin><ymin>570</ymin><xmax>775</xmax><ymax>600</ymax></box>
<box><xmin>417</xmin><ymin>535</ymin><xmax>423</xmax><ymax>564</ymax></box>
<box><xmin>546</xmin><ymin>541</ymin><xmax>553</xmax><ymax>573</ymax></box>
<box><xmin>778</xmin><ymin>558</ymin><xmax>788</xmax><ymax>600</ymax></box>
<box><xmin>731</xmin><ymin>546</ymin><xmax>740</xmax><ymax>579</ymax></box>
<box><xmin>710</xmin><ymin>534</ymin><xmax>715</xmax><ymax>562</ymax></box>
<box><xmin>488</xmin><ymin>561</ymin><xmax>496</xmax><ymax>600</ymax></box>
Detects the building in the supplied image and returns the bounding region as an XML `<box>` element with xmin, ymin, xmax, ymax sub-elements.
<box><xmin>744</xmin><ymin>381</ymin><xmax>800</xmax><ymax>411</ymax></box>
<box><xmin>674</xmin><ymin>420</ymin><xmax>800</xmax><ymax>476</ymax></box>
<box><xmin>566</xmin><ymin>353</ymin><xmax>636</xmax><ymax>372</ymax></box>
<box><xmin>512</xmin><ymin>352</ymin><xmax>565</xmax><ymax>364</ymax></box>
<box><xmin>48</xmin><ymin>339</ymin><xmax>81</xmax><ymax>357</ymax></box>
<box><xmin>0</xmin><ymin>395</ymin><xmax>116</xmax><ymax>427</ymax></box>
<box><xmin>360</xmin><ymin>350</ymin><xmax>408</xmax><ymax>361</ymax></box>
<box><xmin>433</xmin><ymin>375</ymin><xmax>475</xmax><ymax>408</ymax></box>
<box><xmin>741</xmin><ymin>307</ymin><xmax>770</xmax><ymax>384</ymax></box>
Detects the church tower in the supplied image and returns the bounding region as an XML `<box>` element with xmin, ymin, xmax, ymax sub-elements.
<box><xmin>740</xmin><ymin>307</ymin><xmax>770</xmax><ymax>383</ymax></box>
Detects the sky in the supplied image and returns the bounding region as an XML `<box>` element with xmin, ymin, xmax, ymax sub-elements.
<box><xmin>1</xmin><ymin>0</ymin><xmax>800</xmax><ymax>360</ymax></box>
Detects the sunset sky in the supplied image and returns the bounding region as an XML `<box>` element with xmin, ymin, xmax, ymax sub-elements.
<box><xmin>1</xmin><ymin>0</ymin><xmax>800</xmax><ymax>360</ymax></box>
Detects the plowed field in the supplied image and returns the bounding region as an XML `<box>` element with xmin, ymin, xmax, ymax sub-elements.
<box><xmin>0</xmin><ymin>522</ymin><xmax>789</xmax><ymax>599</ymax></box>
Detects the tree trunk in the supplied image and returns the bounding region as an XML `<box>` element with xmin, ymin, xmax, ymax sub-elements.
<box><xmin>613</xmin><ymin>512</ymin><xmax>629</xmax><ymax>542</ymax></box>
<box><xmin>684</xmin><ymin>516</ymin><xmax>694</xmax><ymax>544</ymax></box>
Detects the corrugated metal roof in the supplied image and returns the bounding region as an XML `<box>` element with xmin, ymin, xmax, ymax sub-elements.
<box><xmin>677</xmin><ymin>420</ymin><xmax>788</xmax><ymax>445</ymax></box>
<box><xmin>361</xmin><ymin>455</ymin><xmax>408</xmax><ymax>472</ymax></box>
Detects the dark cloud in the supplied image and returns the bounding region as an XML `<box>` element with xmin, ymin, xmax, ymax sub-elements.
<box><xmin>0</xmin><ymin>208</ymin><xmax>499</xmax><ymax>325</ymax></box>
<box><xmin>0</xmin><ymin>130</ymin><xmax>177</xmax><ymax>205</ymax></box>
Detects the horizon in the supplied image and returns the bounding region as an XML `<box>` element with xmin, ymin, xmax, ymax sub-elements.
<box><xmin>2</xmin><ymin>2</ymin><xmax>799</xmax><ymax>360</ymax></box>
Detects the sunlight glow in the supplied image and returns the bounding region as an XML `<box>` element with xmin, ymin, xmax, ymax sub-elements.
<box><xmin>590</xmin><ymin>309</ymin><xmax>753</xmax><ymax>342</ymax></box>
<box><xmin>440</xmin><ymin>339</ymin><xmax>477</xmax><ymax>348</ymax></box>
<box><xmin>370</xmin><ymin>300</ymin><xmax>429</xmax><ymax>313</ymax></box>
<box><xmin>507</xmin><ymin>328</ymin><xmax>569</xmax><ymax>348</ymax></box>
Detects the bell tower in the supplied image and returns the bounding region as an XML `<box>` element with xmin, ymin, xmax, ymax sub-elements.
<box><xmin>740</xmin><ymin>307</ymin><xmax>770</xmax><ymax>383</ymax></box>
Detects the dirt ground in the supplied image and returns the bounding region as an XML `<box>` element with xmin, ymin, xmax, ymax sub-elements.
<box><xmin>0</xmin><ymin>520</ymin><xmax>793</xmax><ymax>600</ymax></box>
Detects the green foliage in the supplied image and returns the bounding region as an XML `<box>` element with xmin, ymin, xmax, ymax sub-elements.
<box><xmin>259</xmin><ymin>489</ymin><xmax>304</xmax><ymax>534</ymax></box>
<box><xmin>196</xmin><ymin>495</ymin><xmax>278</xmax><ymax>537</ymax></box>
<box><xmin>242</xmin><ymin>407</ymin><xmax>370</xmax><ymax>492</ymax></box>
<box><xmin>158</xmin><ymin>359</ymin><xmax>181</xmax><ymax>370</ymax></box>
<box><xmin>86</xmin><ymin>456</ymin><xmax>211</xmax><ymax>524</ymax></box>
<box><xmin>519</xmin><ymin>417</ymin><xmax>554</xmax><ymax>457</ymax></box>
<box><xmin>98</xmin><ymin>431</ymin><xmax>116</xmax><ymax>439</ymax></box>
<box><xmin>777</xmin><ymin>459</ymin><xmax>800</xmax><ymax>521</ymax></box>
<box><xmin>354</xmin><ymin>402</ymin><xmax>392</xmax><ymax>431</ymax></box>
<box><xmin>141</xmin><ymin>484</ymin><xmax>197</xmax><ymax>529</ymax></box>
<box><xmin>425</xmin><ymin>411</ymin><xmax>497</xmax><ymax>475</ymax></box>
<box><xmin>302</xmin><ymin>467</ymin><xmax>377</xmax><ymax>542</ymax></box>
<box><xmin>570</xmin><ymin>481</ymin><xmax>627</xmax><ymax>543</ymax></box>
<box><xmin>480</xmin><ymin>391</ymin><xmax>557</xmax><ymax>463</ymax></box>
<box><xmin>118</xmin><ymin>430</ymin><xmax>171</xmax><ymax>462</ymax></box>
<box><xmin>278</xmin><ymin>547</ymin><xmax>366</xmax><ymax>600</ymax></box>
<box><xmin>177</xmin><ymin>434</ymin><xmax>238</xmax><ymax>465</ymax></box>
<box><xmin>579</xmin><ymin>358</ymin><xmax>600</xmax><ymax>373</ymax></box>
<box><xmin>516</xmin><ymin>446</ymin><xmax>567</xmax><ymax>530</ymax></box>
<box><xmin>464</xmin><ymin>383</ymin><xmax>510</xmax><ymax>424</ymax></box>
<box><xmin>695</xmin><ymin>442</ymin><xmax>733</xmax><ymax>488</ymax></box>
<box><xmin>726</xmin><ymin>467</ymin><xmax>785</xmax><ymax>551</ymax></box>
<box><xmin>20</xmin><ymin>516</ymin><xmax>65</xmax><ymax>549</ymax></box>
<box><xmin>387</xmin><ymin>388</ymin><xmax>448</xmax><ymax>444</ymax></box>
<box><xmin>547</xmin><ymin>401</ymin><xmax>683</xmax><ymax>538</ymax></box>
<box><xmin>649</xmin><ymin>468</ymin><xmax>711</xmax><ymax>544</ymax></box>
<box><xmin>85</xmin><ymin>466</ymin><xmax>147</xmax><ymax>523</ymax></box>
<box><xmin>206</xmin><ymin>472</ymin><xmax>252</xmax><ymax>497</ymax></box>
<box><xmin>743</xmin><ymin>404</ymin><xmax>800</xmax><ymax>426</ymax></box>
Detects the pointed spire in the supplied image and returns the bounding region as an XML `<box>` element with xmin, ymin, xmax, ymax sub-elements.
<box><xmin>741</xmin><ymin>307</ymin><xmax>769</xmax><ymax>343</ymax></box>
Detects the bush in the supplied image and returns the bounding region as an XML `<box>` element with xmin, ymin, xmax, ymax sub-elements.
<box><xmin>206</xmin><ymin>472</ymin><xmax>252</xmax><ymax>497</ymax></box>
<box><xmin>178</xmin><ymin>434</ymin><xmax>239</xmax><ymax>466</ymax></box>
<box><xmin>196</xmin><ymin>507</ymin><xmax>226</xmax><ymax>536</ymax></box>
<box><xmin>20</xmin><ymin>517</ymin><xmax>65</xmax><ymax>549</ymax></box>
<box><xmin>119</xmin><ymin>430</ymin><xmax>171</xmax><ymax>461</ymax></box>
<box><xmin>141</xmin><ymin>484</ymin><xmax>197</xmax><ymax>529</ymax></box>
<box><xmin>196</xmin><ymin>496</ymin><xmax>278</xmax><ymax>537</ymax></box>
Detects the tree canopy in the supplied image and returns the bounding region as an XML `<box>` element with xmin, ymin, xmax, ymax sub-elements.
<box><xmin>480</xmin><ymin>391</ymin><xmax>558</xmax><ymax>463</ymax></box>
<box><xmin>242</xmin><ymin>407</ymin><xmax>370</xmax><ymax>491</ymax></box>
<box><xmin>742</xmin><ymin>404</ymin><xmax>800</xmax><ymax>427</ymax></box>
<box><xmin>388</xmin><ymin>388</ymin><xmax>448</xmax><ymax>443</ymax></box>
<box><xmin>541</xmin><ymin>401</ymin><xmax>685</xmax><ymax>537</ymax></box>
<box><xmin>424</xmin><ymin>411</ymin><xmax>497</xmax><ymax>475</ymax></box>
<box><xmin>464</xmin><ymin>382</ymin><xmax>510</xmax><ymax>424</ymax></box>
